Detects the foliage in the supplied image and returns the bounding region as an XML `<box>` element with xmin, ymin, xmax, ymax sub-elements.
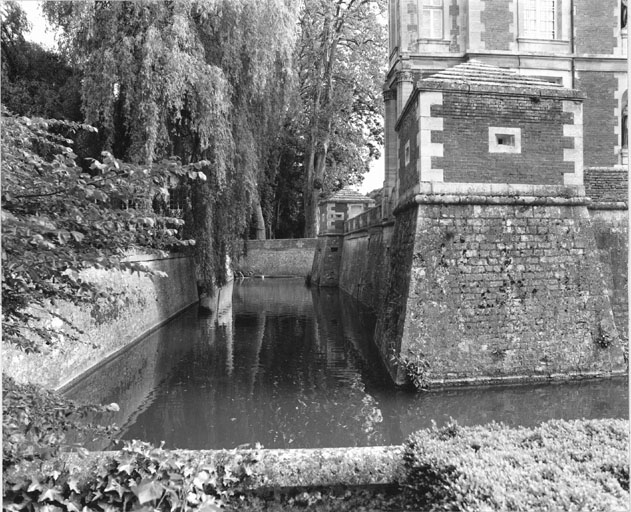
<box><xmin>40</xmin><ymin>0</ymin><xmax>387</xmax><ymax>243</ymax></box>
<box><xmin>229</xmin><ymin>485</ymin><xmax>409</xmax><ymax>511</ymax></box>
<box><xmin>403</xmin><ymin>418</ymin><xmax>630</xmax><ymax>511</ymax></box>
<box><xmin>295</xmin><ymin>0</ymin><xmax>387</xmax><ymax>236</ymax></box>
<box><xmin>2</xmin><ymin>374</ymin><xmax>118</xmax><ymax>470</ymax></box>
<box><xmin>43</xmin><ymin>0</ymin><xmax>300</xmax><ymax>291</ymax></box>
<box><xmin>0</xmin><ymin>0</ymin><xmax>30</xmax><ymax>78</ymax></box>
<box><xmin>1</xmin><ymin>40</ymin><xmax>83</xmax><ymax>122</ymax></box>
<box><xmin>2</xmin><ymin>439</ymin><xmax>256</xmax><ymax>511</ymax></box>
<box><xmin>1</xmin><ymin>108</ymin><xmax>206</xmax><ymax>351</ymax></box>
<box><xmin>391</xmin><ymin>350</ymin><xmax>431</xmax><ymax>391</ymax></box>
<box><xmin>1</xmin><ymin>0</ymin><xmax>82</xmax><ymax>122</ymax></box>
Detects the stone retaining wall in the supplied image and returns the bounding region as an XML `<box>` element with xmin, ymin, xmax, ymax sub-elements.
<box><xmin>2</xmin><ymin>254</ymin><xmax>198</xmax><ymax>390</ymax></box>
<box><xmin>589</xmin><ymin>206</ymin><xmax>628</xmax><ymax>339</ymax></box>
<box><xmin>338</xmin><ymin>223</ymin><xmax>394</xmax><ymax>312</ymax></box>
<box><xmin>237</xmin><ymin>239</ymin><xmax>317</xmax><ymax>276</ymax></box>
<box><xmin>375</xmin><ymin>185</ymin><xmax>626</xmax><ymax>386</ymax></box>
<box><xmin>311</xmin><ymin>235</ymin><xmax>344</xmax><ymax>287</ymax></box>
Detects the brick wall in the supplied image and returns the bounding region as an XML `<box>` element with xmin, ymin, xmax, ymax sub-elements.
<box><xmin>575</xmin><ymin>0</ymin><xmax>617</xmax><ymax>54</ymax></box>
<box><xmin>577</xmin><ymin>72</ymin><xmax>619</xmax><ymax>167</ymax></box>
<box><xmin>384</xmin><ymin>199</ymin><xmax>626</xmax><ymax>386</ymax></box>
<box><xmin>585</xmin><ymin>167</ymin><xmax>629</xmax><ymax>202</ymax></box>
<box><xmin>480</xmin><ymin>0</ymin><xmax>514</xmax><ymax>51</ymax></box>
<box><xmin>433</xmin><ymin>92</ymin><xmax>575</xmax><ymax>184</ymax></box>
<box><xmin>397</xmin><ymin>97</ymin><xmax>420</xmax><ymax>192</ymax></box>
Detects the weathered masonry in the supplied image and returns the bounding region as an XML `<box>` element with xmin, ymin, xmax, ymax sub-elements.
<box><xmin>312</xmin><ymin>62</ymin><xmax>627</xmax><ymax>387</ymax></box>
<box><xmin>311</xmin><ymin>189</ymin><xmax>376</xmax><ymax>287</ymax></box>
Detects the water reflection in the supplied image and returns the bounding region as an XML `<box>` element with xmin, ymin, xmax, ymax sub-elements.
<box><xmin>65</xmin><ymin>278</ymin><xmax>628</xmax><ymax>450</ymax></box>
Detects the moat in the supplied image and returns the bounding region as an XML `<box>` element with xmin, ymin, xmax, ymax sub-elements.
<box><xmin>65</xmin><ymin>278</ymin><xmax>628</xmax><ymax>450</ymax></box>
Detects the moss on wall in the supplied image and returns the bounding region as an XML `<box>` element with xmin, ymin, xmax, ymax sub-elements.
<box><xmin>2</xmin><ymin>255</ymin><xmax>198</xmax><ymax>390</ymax></box>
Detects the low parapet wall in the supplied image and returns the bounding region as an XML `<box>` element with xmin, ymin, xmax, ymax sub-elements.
<box><xmin>344</xmin><ymin>205</ymin><xmax>383</xmax><ymax>233</ymax></box>
<box><xmin>9</xmin><ymin>446</ymin><xmax>404</xmax><ymax>492</ymax></box>
<box><xmin>237</xmin><ymin>239</ymin><xmax>317</xmax><ymax>276</ymax></box>
<box><xmin>2</xmin><ymin>254</ymin><xmax>199</xmax><ymax>390</ymax></box>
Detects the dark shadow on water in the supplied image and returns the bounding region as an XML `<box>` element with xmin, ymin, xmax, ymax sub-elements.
<box><xmin>65</xmin><ymin>278</ymin><xmax>629</xmax><ymax>450</ymax></box>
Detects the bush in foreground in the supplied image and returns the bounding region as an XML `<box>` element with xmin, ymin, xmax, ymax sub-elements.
<box><xmin>2</xmin><ymin>375</ymin><xmax>118</xmax><ymax>470</ymax></box>
<box><xmin>3</xmin><ymin>417</ymin><xmax>629</xmax><ymax>511</ymax></box>
<box><xmin>403</xmin><ymin>418</ymin><xmax>629</xmax><ymax>512</ymax></box>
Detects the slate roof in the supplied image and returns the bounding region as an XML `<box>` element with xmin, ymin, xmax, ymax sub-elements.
<box><xmin>426</xmin><ymin>60</ymin><xmax>565</xmax><ymax>89</ymax></box>
<box><xmin>417</xmin><ymin>60</ymin><xmax>584</xmax><ymax>99</ymax></box>
<box><xmin>321</xmin><ymin>188</ymin><xmax>375</xmax><ymax>204</ymax></box>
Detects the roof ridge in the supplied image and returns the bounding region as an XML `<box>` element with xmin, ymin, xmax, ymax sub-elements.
<box><xmin>325</xmin><ymin>187</ymin><xmax>374</xmax><ymax>202</ymax></box>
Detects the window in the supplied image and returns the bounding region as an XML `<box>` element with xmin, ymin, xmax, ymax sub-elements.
<box><xmin>622</xmin><ymin>105</ymin><xmax>628</xmax><ymax>149</ymax></box>
<box><xmin>496</xmin><ymin>134</ymin><xmax>515</xmax><ymax>147</ymax></box>
<box><xmin>522</xmin><ymin>0</ymin><xmax>556</xmax><ymax>39</ymax></box>
<box><xmin>623</xmin><ymin>0</ymin><xmax>628</xmax><ymax>30</ymax></box>
<box><xmin>404</xmin><ymin>140</ymin><xmax>411</xmax><ymax>165</ymax></box>
<box><xmin>489</xmin><ymin>127</ymin><xmax>522</xmax><ymax>154</ymax></box>
<box><xmin>422</xmin><ymin>0</ymin><xmax>443</xmax><ymax>40</ymax></box>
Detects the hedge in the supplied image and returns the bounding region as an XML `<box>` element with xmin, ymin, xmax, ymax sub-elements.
<box><xmin>403</xmin><ymin>418</ymin><xmax>629</xmax><ymax>511</ymax></box>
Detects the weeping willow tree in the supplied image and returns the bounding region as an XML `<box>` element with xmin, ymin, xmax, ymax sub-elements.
<box><xmin>43</xmin><ymin>0</ymin><xmax>298</xmax><ymax>294</ymax></box>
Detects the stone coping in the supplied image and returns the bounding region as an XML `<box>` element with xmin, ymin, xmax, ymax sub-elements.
<box><xmin>416</xmin><ymin>80</ymin><xmax>585</xmax><ymax>100</ymax></box>
<box><xmin>343</xmin><ymin>219</ymin><xmax>395</xmax><ymax>237</ymax></box>
<box><xmin>8</xmin><ymin>446</ymin><xmax>404</xmax><ymax>491</ymax></box>
<box><xmin>121</xmin><ymin>250</ymin><xmax>190</xmax><ymax>263</ymax></box>
<box><xmin>394</xmin><ymin>183</ymin><xmax>589</xmax><ymax>215</ymax></box>
<box><xmin>587</xmin><ymin>201</ymin><xmax>628</xmax><ymax>210</ymax></box>
<box><xmin>410</xmin><ymin>182</ymin><xmax>586</xmax><ymax>197</ymax></box>
<box><xmin>425</xmin><ymin>370</ymin><xmax>628</xmax><ymax>388</ymax></box>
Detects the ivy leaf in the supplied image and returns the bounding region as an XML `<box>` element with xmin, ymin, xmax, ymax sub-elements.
<box><xmin>70</xmin><ymin>231</ymin><xmax>85</xmax><ymax>243</ymax></box>
<box><xmin>62</xmin><ymin>498</ymin><xmax>82</xmax><ymax>512</ymax></box>
<box><xmin>27</xmin><ymin>478</ymin><xmax>44</xmax><ymax>493</ymax></box>
<box><xmin>198</xmin><ymin>502</ymin><xmax>223</xmax><ymax>512</ymax></box>
<box><xmin>39</xmin><ymin>505</ymin><xmax>63</xmax><ymax>512</ymax></box>
<box><xmin>103</xmin><ymin>476</ymin><xmax>125</xmax><ymax>499</ymax></box>
<box><xmin>132</xmin><ymin>480</ymin><xmax>164</xmax><ymax>504</ymax></box>
<box><xmin>38</xmin><ymin>484</ymin><xmax>64</xmax><ymax>503</ymax></box>
<box><xmin>67</xmin><ymin>478</ymin><xmax>81</xmax><ymax>494</ymax></box>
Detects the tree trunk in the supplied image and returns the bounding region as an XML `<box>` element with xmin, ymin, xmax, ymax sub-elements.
<box><xmin>303</xmin><ymin>145</ymin><xmax>317</xmax><ymax>238</ymax></box>
<box><xmin>252</xmin><ymin>194</ymin><xmax>266</xmax><ymax>240</ymax></box>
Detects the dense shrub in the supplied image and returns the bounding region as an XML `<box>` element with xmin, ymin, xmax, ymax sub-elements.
<box><xmin>1</xmin><ymin>108</ymin><xmax>206</xmax><ymax>352</ymax></box>
<box><xmin>403</xmin><ymin>418</ymin><xmax>629</xmax><ymax>511</ymax></box>
<box><xmin>3</xmin><ymin>440</ymin><xmax>245</xmax><ymax>511</ymax></box>
<box><xmin>2</xmin><ymin>375</ymin><xmax>118</xmax><ymax>470</ymax></box>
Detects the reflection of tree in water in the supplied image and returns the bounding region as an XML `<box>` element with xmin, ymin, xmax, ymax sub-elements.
<box><xmin>237</xmin><ymin>286</ymin><xmax>386</xmax><ymax>448</ymax></box>
<box><xmin>257</xmin><ymin>374</ymin><xmax>385</xmax><ymax>448</ymax></box>
<box><xmin>99</xmin><ymin>279</ymin><xmax>391</xmax><ymax>449</ymax></box>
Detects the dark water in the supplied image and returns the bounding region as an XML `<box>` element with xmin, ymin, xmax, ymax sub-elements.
<box><xmin>65</xmin><ymin>278</ymin><xmax>628</xmax><ymax>450</ymax></box>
